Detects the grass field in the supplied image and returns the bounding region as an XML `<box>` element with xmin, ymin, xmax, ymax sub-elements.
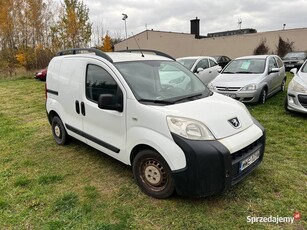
<box><xmin>0</xmin><ymin>74</ymin><xmax>306</xmax><ymax>229</ymax></box>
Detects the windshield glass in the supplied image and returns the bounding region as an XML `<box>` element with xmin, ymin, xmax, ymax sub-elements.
<box><xmin>301</xmin><ymin>61</ymin><xmax>307</xmax><ymax>73</ymax></box>
<box><xmin>115</xmin><ymin>60</ymin><xmax>210</xmax><ymax>104</ymax></box>
<box><xmin>177</xmin><ymin>58</ymin><xmax>197</xmax><ymax>69</ymax></box>
<box><xmin>222</xmin><ymin>59</ymin><xmax>265</xmax><ymax>74</ymax></box>
<box><xmin>284</xmin><ymin>52</ymin><xmax>306</xmax><ymax>59</ymax></box>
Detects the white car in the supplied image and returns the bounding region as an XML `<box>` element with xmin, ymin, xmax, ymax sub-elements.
<box><xmin>46</xmin><ymin>48</ymin><xmax>265</xmax><ymax>198</ymax></box>
<box><xmin>177</xmin><ymin>56</ymin><xmax>221</xmax><ymax>85</ymax></box>
<box><xmin>285</xmin><ymin>61</ymin><xmax>307</xmax><ymax>114</ymax></box>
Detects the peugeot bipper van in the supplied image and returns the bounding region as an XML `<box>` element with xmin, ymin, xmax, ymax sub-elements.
<box><xmin>46</xmin><ymin>48</ymin><xmax>265</xmax><ymax>199</ymax></box>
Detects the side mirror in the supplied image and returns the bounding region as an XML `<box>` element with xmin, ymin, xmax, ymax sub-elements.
<box><xmin>269</xmin><ymin>67</ymin><xmax>279</xmax><ymax>74</ymax></box>
<box><xmin>196</xmin><ymin>67</ymin><xmax>204</xmax><ymax>73</ymax></box>
<box><xmin>290</xmin><ymin>68</ymin><xmax>297</xmax><ymax>74</ymax></box>
<box><xmin>217</xmin><ymin>67</ymin><xmax>222</xmax><ymax>73</ymax></box>
<box><xmin>98</xmin><ymin>94</ymin><xmax>123</xmax><ymax>112</ymax></box>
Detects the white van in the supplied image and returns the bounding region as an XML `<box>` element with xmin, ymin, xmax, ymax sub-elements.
<box><xmin>46</xmin><ymin>48</ymin><xmax>265</xmax><ymax>198</ymax></box>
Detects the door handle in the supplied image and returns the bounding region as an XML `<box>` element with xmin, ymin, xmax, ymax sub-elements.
<box><xmin>75</xmin><ymin>100</ymin><xmax>80</xmax><ymax>114</ymax></box>
<box><xmin>81</xmin><ymin>102</ymin><xmax>86</xmax><ymax>116</ymax></box>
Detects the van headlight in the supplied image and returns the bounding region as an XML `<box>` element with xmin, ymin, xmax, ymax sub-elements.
<box><xmin>167</xmin><ymin>116</ymin><xmax>215</xmax><ymax>140</ymax></box>
<box><xmin>288</xmin><ymin>79</ymin><xmax>307</xmax><ymax>93</ymax></box>
<box><xmin>241</xmin><ymin>84</ymin><xmax>257</xmax><ymax>91</ymax></box>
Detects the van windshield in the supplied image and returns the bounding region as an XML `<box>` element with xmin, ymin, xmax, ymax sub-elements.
<box><xmin>115</xmin><ymin>60</ymin><xmax>210</xmax><ymax>104</ymax></box>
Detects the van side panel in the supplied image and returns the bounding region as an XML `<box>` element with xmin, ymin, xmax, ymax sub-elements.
<box><xmin>47</xmin><ymin>57</ymin><xmax>86</xmax><ymax>142</ymax></box>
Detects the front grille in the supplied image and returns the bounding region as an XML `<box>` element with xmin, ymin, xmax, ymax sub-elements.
<box><xmin>298</xmin><ymin>95</ymin><xmax>307</xmax><ymax>109</ymax></box>
<box><xmin>230</xmin><ymin>136</ymin><xmax>264</xmax><ymax>185</ymax></box>
<box><xmin>216</xmin><ymin>86</ymin><xmax>241</xmax><ymax>92</ymax></box>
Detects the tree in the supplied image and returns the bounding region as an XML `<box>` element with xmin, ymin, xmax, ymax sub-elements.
<box><xmin>0</xmin><ymin>0</ymin><xmax>18</xmax><ymax>76</ymax></box>
<box><xmin>253</xmin><ymin>39</ymin><xmax>269</xmax><ymax>55</ymax></box>
<box><xmin>101</xmin><ymin>33</ymin><xmax>113</xmax><ymax>52</ymax></box>
<box><xmin>276</xmin><ymin>36</ymin><xmax>294</xmax><ymax>58</ymax></box>
<box><xmin>51</xmin><ymin>0</ymin><xmax>92</xmax><ymax>49</ymax></box>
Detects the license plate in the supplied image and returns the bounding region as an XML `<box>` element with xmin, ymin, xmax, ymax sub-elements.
<box><xmin>239</xmin><ymin>149</ymin><xmax>261</xmax><ymax>172</ymax></box>
<box><xmin>286</xmin><ymin>64</ymin><xmax>294</xmax><ymax>67</ymax></box>
<box><xmin>223</xmin><ymin>93</ymin><xmax>236</xmax><ymax>98</ymax></box>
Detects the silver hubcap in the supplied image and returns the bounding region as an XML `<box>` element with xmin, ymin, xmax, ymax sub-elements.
<box><xmin>144</xmin><ymin>165</ymin><xmax>161</xmax><ymax>185</ymax></box>
<box><xmin>54</xmin><ymin>125</ymin><xmax>61</xmax><ymax>137</ymax></box>
<box><xmin>141</xmin><ymin>159</ymin><xmax>167</xmax><ymax>188</ymax></box>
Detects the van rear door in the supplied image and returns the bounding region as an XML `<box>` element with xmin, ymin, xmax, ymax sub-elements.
<box><xmin>57</xmin><ymin>57</ymin><xmax>86</xmax><ymax>142</ymax></box>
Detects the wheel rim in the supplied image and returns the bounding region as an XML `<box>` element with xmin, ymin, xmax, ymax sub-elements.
<box><xmin>141</xmin><ymin>159</ymin><xmax>167</xmax><ymax>189</ymax></box>
<box><xmin>54</xmin><ymin>125</ymin><xmax>61</xmax><ymax>137</ymax></box>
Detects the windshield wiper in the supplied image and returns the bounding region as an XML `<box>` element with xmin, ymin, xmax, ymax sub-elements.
<box><xmin>172</xmin><ymin>92</ymin><xmax>204</xmax><ymax>103</ymax></box>
<box><xmin>222</xmin><ymin>71</ymin><xmax>235</xmax><ymax>74</ymax></box>
<box><xmin>138</xmin><ymin>99</ymin><xmax>174</xmax><ymax>105</ymax></box>
<box><xmin>234</xmin><ymin>71</ymin><xmax>250</xmax><ymax>74</ymax></box>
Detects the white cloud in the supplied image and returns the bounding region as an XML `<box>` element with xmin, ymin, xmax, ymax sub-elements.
<box><xmin>55</xmin><ymin>0</ymin><xmax>307</xmax><ymax>40</ymax></box>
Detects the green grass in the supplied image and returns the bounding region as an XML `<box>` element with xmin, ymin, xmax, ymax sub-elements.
<box><xmin>0</xmin><ymin>75</ymin><xmax>306</xmax><ymax>229</ymax></box>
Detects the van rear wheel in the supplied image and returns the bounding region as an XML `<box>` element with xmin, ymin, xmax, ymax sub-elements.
<box><xmin>133</xmin><ymin>149</ymin><xmax>175</xmax><ymax>199</ymax></box>
<box><xmin>52</xmin><ymin>116</ymin><xmax>68</xmax><ymax>145</ymax></box>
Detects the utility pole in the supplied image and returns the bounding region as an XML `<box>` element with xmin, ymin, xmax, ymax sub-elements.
<box><xmin>122</xmin><ymin>13</ymin><xmax>128</xmax><ymax>50</ymax></box>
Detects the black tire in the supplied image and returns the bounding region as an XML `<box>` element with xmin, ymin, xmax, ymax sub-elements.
<box><xmin>132</xmin><ymin>149</ymin><xmax>175</xmax><ymax>199</ymax></box>
<box><xmin>281</xmin><ymin>78</ymin><xmax>286</xmax><ymax>92</ymax></box>
<box><xmin>258</xmin><ymin>88</ymin><xmax>267</xmax><ymax>104</ymax></box>
<box><xmin>51</xmin><ymin>116</ymin><xmax>68</xmax><ymax>145</ymax></box>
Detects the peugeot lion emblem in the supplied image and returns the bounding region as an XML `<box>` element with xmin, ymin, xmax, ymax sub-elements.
<box><xmin>228</xmin><ymin>117</ymin><xmax>241</xmax><ymax>128</ymax></box>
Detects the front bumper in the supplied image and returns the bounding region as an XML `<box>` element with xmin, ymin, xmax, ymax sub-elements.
<box><xmin>171</xmin><ymin>120</ymin><xmax>265</xmax><ymax>197</ymax></box>
<box><xmin>213</xmin><ymin>90</ymin><xmax>261</xmax><ymax>103</ymax></box>
<box><xmin>284</xmin><ymin>63</ymin><xmax>303</xmax><ymax>71</ymax></box>
<box><xmin>286</xmin><ymin>93</ymin><xmax>307</xmax><ymax>114</ymax></box>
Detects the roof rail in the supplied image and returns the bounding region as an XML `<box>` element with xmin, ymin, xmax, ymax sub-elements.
<box><xmin>116</xmin><ymin>49</ymin><xmax>175</xmax><ymax>61</ymax></box>
<box><xmin>56</xmin><ymin>48</ymin><xmax>113</xmax><ymax>63</ymax></box>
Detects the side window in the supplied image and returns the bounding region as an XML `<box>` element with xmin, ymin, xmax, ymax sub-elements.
<box><xmin>86</xmin><ymin>64</ymin><xmax>121</xmax><ymax>103</ymax></box>
<box><xmin>268</xmin><ymin>57</ymin><xmax>278</xmax><ymax>69</ymax></box>
<box><xmin>195</xmin><ymin>59</ymin><xmax>209</xmax><ymax>70</ymax></box>
<box><xmin>209</xmin><ymin>59</ymin><xmax>218</xmax><ymax>67</ymax></box>
<box><xmin>276</xmin><ymin>57</ymin><xmax>284</xmax><ymax>68</ymax></box>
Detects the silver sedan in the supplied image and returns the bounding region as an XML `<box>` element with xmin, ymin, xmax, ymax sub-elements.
<box><xmin>208</xmin><ymin>55</ymin><xmax>286</xmax><ymax>104</ymax></box>
<box><xmin>285</xmin><ymin>60</ymin><xmax>307</xmax><ymax>114</ymax></box>
<box><xmin>177</xmin><ymin>56</ymin><xmax>221</xmax><ymax>85</ymax></box>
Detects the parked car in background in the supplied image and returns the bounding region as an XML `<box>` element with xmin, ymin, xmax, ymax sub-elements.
<box><xmin>208</xmin><ymin>55</ymin><xmax>286</xmax><ymax>104</ymax></box>
<box><xmin>283</xmin><ymin>51</ymin><xmax>307</xmax><ymax>71</ymax></box>
<box><xmin>34</xmin><ymin>68</ymin><xmax>47</xmax><ymax>81</ymax></box>
<box><xmin>212</xmin><ymin>55</ymin><xmax>231</xmax><ymax>69</ymax></box>
<box><xmin>284</xmin><ymin>60</ymin><xmax>307</xmax><ymax>114</ymax></box>
<box><xmin>177</xmin><ymin>56</ymin><xmax>221</xmax><ymax>85</ymax></box>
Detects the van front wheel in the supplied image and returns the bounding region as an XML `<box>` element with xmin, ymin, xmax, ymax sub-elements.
<box><xmin>52</xmin><ymin>116</ymin><xmax>68</xmax><ymax>145</ymax></box>
<box><xmin>133</xmin><ymin>149</ymin><xmax>175</xmax><ymax>199</ymax></box>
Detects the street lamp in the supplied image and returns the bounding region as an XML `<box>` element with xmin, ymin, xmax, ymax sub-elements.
<box><xmin>122</xmin><ymin>13</ymin><xmax>128</xmax><ymax>50</ymax></box>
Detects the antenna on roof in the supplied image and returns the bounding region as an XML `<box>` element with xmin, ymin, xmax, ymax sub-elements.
<box><xmin>238</xmin><ymin>18</ymin><xmax>242</xmax><ymax>30</ymax></box>
<box><xmin>131</xmin><ymin>32</ymin><xmax>144</xmax><ymax>57</ymax></box>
